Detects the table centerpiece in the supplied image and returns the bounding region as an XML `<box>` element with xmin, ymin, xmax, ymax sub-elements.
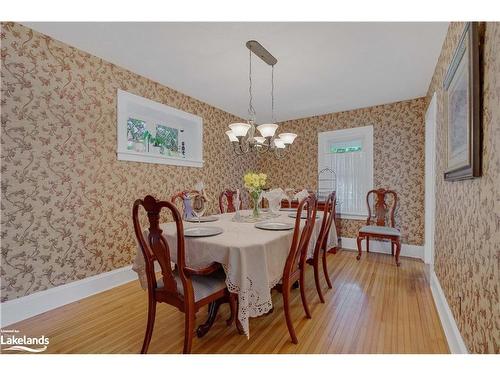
<box><xmin>244</xmin><ymin>172</ymin><xmax>267</xmax><ymax>218</ymax></box>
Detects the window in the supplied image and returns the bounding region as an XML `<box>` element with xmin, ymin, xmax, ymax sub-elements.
<box><xmin>318</xmin><ymin>126</ymin><xmax>373</xmax><ymax>219</ymax></box>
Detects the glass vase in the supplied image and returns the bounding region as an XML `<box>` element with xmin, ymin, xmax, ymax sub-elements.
<box><xmin>251</xmin><ymin>190</ymin><xmax>262</xmax><ymax>218</ymax></box>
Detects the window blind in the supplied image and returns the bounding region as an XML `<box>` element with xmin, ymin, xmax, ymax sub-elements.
<box><xmin>318</xmin><ymin>126</ymin><xmax>373</xmax><ymax>218</ymax></box>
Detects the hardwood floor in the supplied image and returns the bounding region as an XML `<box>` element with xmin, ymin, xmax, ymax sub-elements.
<box><xmin>2</xmin><ymin>250</ymin><xmax>449</xmax><ymax>354</ymax></box>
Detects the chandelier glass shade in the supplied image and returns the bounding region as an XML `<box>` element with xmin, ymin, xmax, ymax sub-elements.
<box><xmin>278</xmin><ymin>132</ymin><xmax>297</xmax><ymax>144</ymax></box>
<box><xmin>257</xmin><ymin>123</ymin><xmax>278</xmax><ymax>138</ymax></box>
<box><xmin>227</xmin><ymin>40</ymin><xmax>297</xmax><ymax>159</ymax></box>
<box><xmin>229</xmin><ymin>123</ymin><xmax>251</xmax><ymax>137</ymax></box>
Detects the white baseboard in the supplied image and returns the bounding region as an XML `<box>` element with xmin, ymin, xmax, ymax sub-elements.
<box><xmin>430</xmin><ymin>270</ymin><xmax>468</xmax><ymax>353</ymax></box>
<box><xmin>1</xmin><ymin>264</ymin><xmax>142</xmax><ymax>327</ymax></box>
<box><xmin>340</xmin><ymin>237</ymin><xmax>424</xmax><ymax>260</ymax></box>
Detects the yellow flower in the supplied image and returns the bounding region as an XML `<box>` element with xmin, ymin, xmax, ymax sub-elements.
<box><xmin>258</xmin><ymin>173</ymin><xmax>267</xmax><ymax>187</ymax></box>
<box><xmin>243</xmin><ymin>172</ymin><xmax>266</xmax><ymax>191</ymax></box>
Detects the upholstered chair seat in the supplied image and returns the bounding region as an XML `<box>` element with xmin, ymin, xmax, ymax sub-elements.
<box><xmin>158</xmin><ymin>270</ymin><xmax>227</xmax><ymax>302</ymax></box>
<box><xmin>359</xmin><ymin>225</ymin><xmax>401</xmax><ymax>237</ymax></box>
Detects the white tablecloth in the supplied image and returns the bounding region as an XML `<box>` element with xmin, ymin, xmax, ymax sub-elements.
<box><xmin>133</xmin><ymin>210</ymin><xmax>337</xmax><ymax>336</ymax></box>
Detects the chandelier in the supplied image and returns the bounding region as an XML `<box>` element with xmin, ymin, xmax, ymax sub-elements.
<box><xmin>226</xmin><ymin>40</ymin><xmax>297</xmax><ymax>158</ymax></box>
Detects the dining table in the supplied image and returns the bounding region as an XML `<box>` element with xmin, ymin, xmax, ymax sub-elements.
<box><xmin>133</xmin><ymin>208</ymin><xmax>338</xmax><ymax>337</ymax></box>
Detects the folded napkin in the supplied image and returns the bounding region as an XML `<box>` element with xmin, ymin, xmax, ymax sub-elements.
<box><xmin>182</xmin><ymin>181</ymin><xmax>210</xmax><ymax>219</ymax></box>
<box><xmin>294</xmin><ymin>189</ymin><xmax>310</xmax><ymax>202</ymax></box>
<box><xmin>182</xmin><ymin>193</ymin><xmax>196</xmax><ymax>219</ymax></box>
<box><xmin>263</xmin><ymin>188</ymin><xmax>288</xmax><ymax>213</ymax></box>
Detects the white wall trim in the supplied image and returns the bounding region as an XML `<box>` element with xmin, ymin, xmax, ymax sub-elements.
<box><xmin>424</xmin><ymin>92</ymin><xmax>437</xmax><ymax>266</ymax></box>
<box><xmin>430</xmin><ymin>270</ymin><xmax>468</xmax><ymax>353</ymax></box>
<box><xmin>1</xmin><ymin>264</ymin><xmax>144</xmax><ymax>327</ymax></box>
<box><xmin>340</xmin><ymin>237</ymin><xmax>424</xmax><ymax>260</ymax></box>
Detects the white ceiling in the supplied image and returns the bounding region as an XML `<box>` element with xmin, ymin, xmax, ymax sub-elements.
<box><xmin>24</xmin><ymin>22</ymin><xmax>448</xmax><ymax>122</ymax></box>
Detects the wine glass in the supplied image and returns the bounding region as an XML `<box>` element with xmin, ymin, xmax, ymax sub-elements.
<box><xmin>233</xmin><ymin>196</ymin><xmax>241</xmax><ymax>220</ymax></box>
<box><xmin>192</xmin><ymin>194</ymin><xmax>206</xmax><ymax>224</ymax></box>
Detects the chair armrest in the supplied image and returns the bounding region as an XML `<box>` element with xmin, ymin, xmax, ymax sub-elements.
<box><xmin>183</xmin><ymin>262</ymin><xmax>221</xmax><ymax>276</ymax></box>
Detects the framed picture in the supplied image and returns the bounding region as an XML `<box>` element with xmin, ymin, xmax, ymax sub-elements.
<box><xmin>117</xmin><ymin>89</ymin><xmax>203</xmax><ymax>168</ymax></box>
<box><xmin>443</xmin><ymin>22</ymin><xmax>481</xmax><ymax>181</ymax></box>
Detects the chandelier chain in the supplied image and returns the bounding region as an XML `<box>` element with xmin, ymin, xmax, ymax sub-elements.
<box><xmin>227</xmin><ymin>40</ymin><xmax>295</xmax><ymax>158</ymax></box>
<box><xmin>248</xmin><ymin>49</ymin><xmax>256</xmax><ymax>121</ymax></box>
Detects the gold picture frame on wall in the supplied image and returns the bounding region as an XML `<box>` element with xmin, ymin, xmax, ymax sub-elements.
<box><xmin>443</xmin><ymin>22</ymin><xmax>481</xmax><ymax>181</ymax></box>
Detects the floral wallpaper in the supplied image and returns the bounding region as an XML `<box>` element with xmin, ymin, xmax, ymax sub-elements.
<box><xmin>2</xmin><ymin>22</ymin><xmax>498</xmax><ymax>353</ymax></box>
<box><xmin>258</xmin><ymin>98</ymin><xmax>427</xmax><ymax>245</ymax></box>
<box><xmin>0</xmin><ymin>22</ymin><xmax>257</xmax><ymax>302</ymax></box>
<box><xmin>427</xmin><ymin>22</ymin><xmax>499</xmax><ymax>354</ymax></box>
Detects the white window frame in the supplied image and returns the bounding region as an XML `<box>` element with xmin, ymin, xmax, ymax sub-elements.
<box><xmin>318</xmin><ymin>125</ymin><xmax>374</xmax><ymax>220</ymax></box>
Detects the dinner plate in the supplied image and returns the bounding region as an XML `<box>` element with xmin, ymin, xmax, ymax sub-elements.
<box><xmin>279</xmin><ymin>208</ymin><xmax>296</xmax><ymax>212</ymax></box>
<box><xmin>255</xmin><ymin>222</ymin><xmax>294</xmax><ymax>231</ymax></box>
<box><xmin>184</xmin><ymin>226</ymin><xmax>223</xmax><ymax>237</ymax></box>
<box><xmin>288</xmin><ymin>213</ymin><xmax>320</xmax><ymax>219</ymax></box>
<box><xmin>184</xmin><ymin>215</ymin><xmax>219</xmax><ymax>223</ymax></box>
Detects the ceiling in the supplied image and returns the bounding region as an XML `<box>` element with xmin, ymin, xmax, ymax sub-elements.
<box><xmin>24</xmin><ymin>22</ymin><xmax>448</xmax><ymax>122</ymax></box>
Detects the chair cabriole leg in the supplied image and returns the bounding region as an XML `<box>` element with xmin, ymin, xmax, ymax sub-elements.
<box><xmin>322</xmin><ymin>248</ymin><xmax>332</xmax><ymax>289</ymax></box>
<box><xmin>183</xmin><ymin>310</ymin><xmax>195</xmax><ymax>354</ymax></box>
<box><xmin>299</xmin><ymin>270</ymin><xmax>312</xmax><ymax>318</ymax></box>
<box><xmin>395</xmin><ymin>240</ymin><xmax>401</xmax><ymax>267</ymax></box>
<box><xmin>356</xmin><ymin>236</ymin><xmax>362</xmax><ymax>260</ymax></box>
<box><xmin>141</xmin><ymin>298</ymin><xmax>156</xmax><ymax>354</ymax></box>
<box><xmin>313</xmin><ymin>251</ymin><xmax>325</xmax><ymax>303</ymax></box>
<box><xmin>282</xmin><ymin>281</ymin><xmax>298</xmax><ymax>344</ymax></box>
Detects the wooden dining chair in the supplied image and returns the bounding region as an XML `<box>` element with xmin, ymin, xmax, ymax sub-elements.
<box><xmin>356</xmin><ymin>188</ymin><xmax>402</xmax><ymax>266</ymax></box>
<box><xmin>170</xmin><ymin>190</ymin><xmax>199</xmax><ymax>218</ymax></box>
<box><xmin>276</xmin><ymin>194</ymin><xmax>317</xmax><ymax>344</ymax></box>
<box><xmin>133</xmin><ymin>195</ymin><xmax>235</xmax><ymax>354</ymax></box>
<box><xmin>308</xmin><ymin>191</ymin><xmax>336</xmax><ymax>303</ymax></box>
<box><xmin>218</xmin><ymin>189</ymin><xmax>242</xmax><ymax>213</ymax></box>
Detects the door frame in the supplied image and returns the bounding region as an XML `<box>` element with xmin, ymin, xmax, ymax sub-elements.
<box><xmin>424</xmin><ymin>93</ymin><xmax>437</xmax><ymax>266</ymax></box>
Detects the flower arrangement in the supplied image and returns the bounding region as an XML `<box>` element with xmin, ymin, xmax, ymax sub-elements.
<box><xmin>243</xmin><ymin>172</ymin><xmax>267</xmax><ymax>217</ymax></box>
<box><xmin>244</xmin><ymin>172</ymin><xmax>267</xmax><ymax>192</ymax></box>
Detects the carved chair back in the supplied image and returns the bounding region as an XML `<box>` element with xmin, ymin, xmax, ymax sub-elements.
<box><xmin>314</xmin><ymin>191</ymin><xmax>336</xmax><ymax>253</ymax></box>
<box><xmin>219</xmin><ymin>190</ymin><xmax>242</xmax><ymax>213</ymax></box>
<box><xmin>365</xmin><ymin>188</ymin><xmax>398</xmax><ymax>228</ymax></box>
<box><xmin>283</xmin><ymin>194</ymin><xmax>317</xmax><ymax>281</ymax></box>
<box><xmin>133</xmin><ymin>195</ymin><xmax>193</xmax><ymax>302</ymax></box>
